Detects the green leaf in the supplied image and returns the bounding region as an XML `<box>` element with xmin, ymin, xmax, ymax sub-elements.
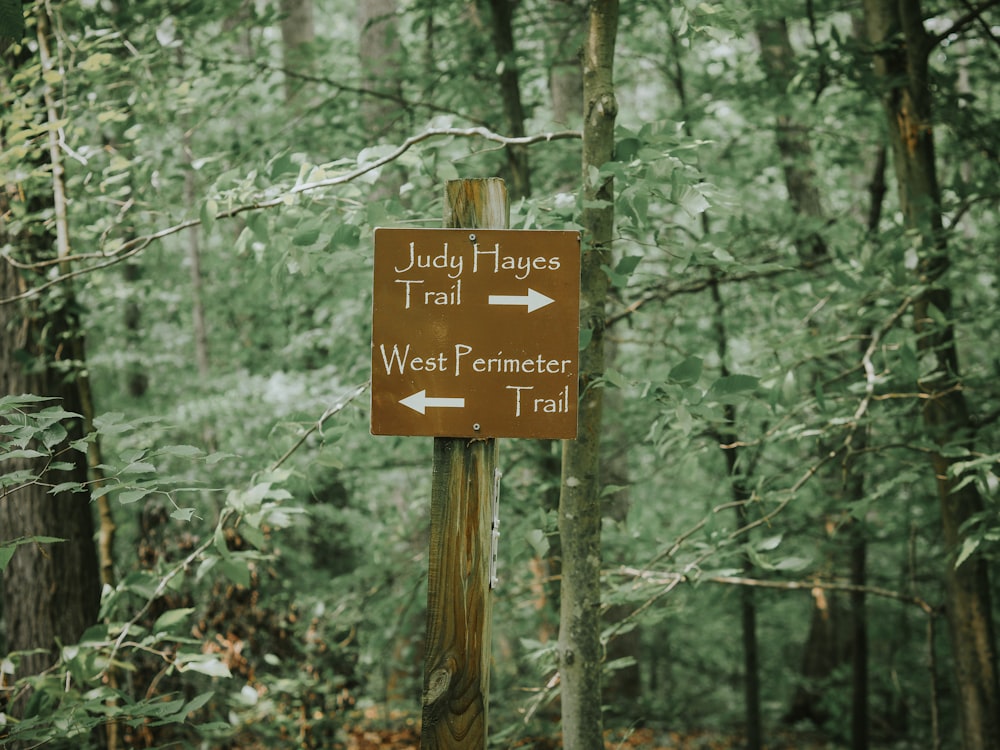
<box><xmin>219</xmin><ymin>558</ymin><xmax>250</xmax><ymax>587</ymax></box>
<box><xmin>292</xmin><ymin>225</ymin><xmax>321</xmax><ymax>246</ymax></box>
<box><xmin>152</xmin><ymin>607</ymin><xmax>196</xmax><ymax>633</ymax></box>
<box><xmin>669</xmin><ymin>356</ymin><xmax>703</xmax><ymax>386</ymax></box>
<box><xmin>708</xmin><ymin>374</ymin><xmax>759</xmax><ymax>401</ymax></box>
<box><xmin>214</xmin><ymin>524</ymin><xmax>230</xmax><ymax>558</ymax></box>
<box><xmin>157</xmin><ymin>444</ymin><xmax>204</xmax><ymax>459</ymax></box>
<box><xmin>122</xmin><ymin>460</ymin><xmax>156</xmax><ymax>474</ymax></box>
<box><xmin>2</xmin><ymin>448</ymin><xmax>47</xmax><ymax>460</ymax></box>
<box><xmin>0</xmin><ymin>536</ymin><xmax>66</xmax><ymax>572</ymax></box>
<box><xmin>40</xmin><ymin>423</ymin><xmax>68</xmax><ymax>449</ymax></box>
<box><xmin>177</xmin><ymin>654</ymin><xmax>233</xmax><ymax>677</ymax></box>
<box><xmin>602</xmin><ymin>254</ymin><xmax>642</xmax><ymax>289</ymax></box>
<box><xmin>756</xmin><ymin>534</ymin><xmax>783</xmax><ymax>551</ymax></box>
<box><xmin>118</xmin><ymin>488</ymin><xmax>153</xmax><ymax>504</ymax></box>
<box><xmin>0</xmin><ymin>546</ymin><xmax>14</xmax><ymax>572</ymax></box>
<box><xmin>0</xmin><ymin>394</ymin><xmax>52</xmax><ymax>408</ymax></box>
<box><xmin>525</xmin><ymin>528</ymin><xmax>549</xmax><ymax>557</ymax></box>
<box><xmin>171</xmin><ymin>507</ymin><xmax>197</xmax><ymax>522</ymax></box>
<box><xmin>48</xmin><ymin>481</ymin><xmax>86</xmax><ymax>495</ymax></box>
<box><xmin>200</xmin><ymin>199</ymin><xmax>218</xmax><ymax>235</ymax></box>
<box><xmin>773</xmin><ymin>556</ymin><xmax>811</xmax><ymax>572</ymax></box>
<box><xmin>163</xmin><ymin>691</ymin><xmax>215</xmax><ymax>723</ymax></box>
<box><xmin>954</xmin><ymin>536</ymin><xmax>979</xmax><ymax>569</ymax></box>
<box><xmin>603</xmin><ymin>368</ymin><xmax>627</xmax><ymax>388</ymax></box>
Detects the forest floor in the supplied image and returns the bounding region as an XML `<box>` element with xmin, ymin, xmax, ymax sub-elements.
<box><xmin>338</xmin><ymin>714</ymin><xmax>851</xmax><ymax>749</ymax></box>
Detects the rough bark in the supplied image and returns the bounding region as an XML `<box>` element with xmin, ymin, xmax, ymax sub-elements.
<box><xmin>863</xmin><ymin>2</ymin><xmax>1000</xmax><ymax>748</ymax></box>
<box><xmin>558</xmin><ymin>2</ymin><xmax>617</xmax><ymax>748</ymax></box>
<box><xmin>0</xmin><ymin>26</ymin><xmax>106</xmax><ymax>750</ymax></box>
<box><xmin>1</xmin><ymin>28</ymin><xmax>101</xmax><ymax>720</ymax></box>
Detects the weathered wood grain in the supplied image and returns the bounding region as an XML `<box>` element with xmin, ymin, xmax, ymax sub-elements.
<box><xmin>419</xmin><ymin>178</ymin><xmax>507</xmax><ymax>749</ymax></box>
<box><xmin>420</xmin><ymin>438</ymin><xmax>498</xmax><ymax>749</ymax></box>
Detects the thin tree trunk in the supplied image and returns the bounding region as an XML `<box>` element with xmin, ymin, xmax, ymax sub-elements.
<box><xmin>755</xmin><ymin>17</ymin><xmax>878</xmax><ymax>742</ymax></box>
<box><xmin>849</xmin><ymin>516</ymin><xmax>869</xmax><ymax>750</ymax></box>
<box><xmin>280</xmin><ymin>0</ymin><xmax>315</xmax><ymax>103</ymax></box>
<box><xmin>709</xmin><ymin>274</ymin><xmax>763</xmax><ymax>750</ymax></box>
<box><xmin>558</xmin><ymin>2</ymin><xmax>617</xmax><ymax>748</ymax></box>
<box><xmin>754</xmin><ymin>16</ymin><xmax>827</xmax><ymax>260</ymax></box>
<box><xmin>548</xmin><ymin>0</ymin><xmax>586</xmax><ymax>129</ymax></box>
<box><xmin>176</xmin><ymin>59</ymin><xmax>210</xmax><ymax>381</ymax></box>
<box><xmin>486</xmin><ymin>0</ymin><xmax>530</xmax><ymax>198</ymax></box>
<box><xmin>359</xmin><ymin>0</ymin><xmax>404</xmax><ymax>135</ymax></box>
<box><xmin>358</xmin><ymin>0</ymin><xmax>406</xmax><ymax>202</ymax></box>
<box><xmin>863</xmin><ymin>2</ymin><xmax>1000</xmax><ymax>747</ymax></box>
<box><xmin>669</xmin><ymin>21</ymin><xmax>763</xmax><ymax>743</ymax></box>
<box><xmin>601</xmin><ymin>344</ymin><xmax>641</xmax><ymax>708</ymax></box>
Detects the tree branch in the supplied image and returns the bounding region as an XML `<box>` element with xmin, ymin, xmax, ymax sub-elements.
<box><xmin>931</xmin><ymin>0</ymin><xmax>1000</xmax><ymax>51</ymax></box>
<box><xmin>613</xmin><ymin>566</ymin><xmax>937</xmax><ymax>614</ymax></box>
<box><xmin>0</xmin><ymin>126</ymin><xmax>580</xmax><ymax>305</ymax></box>
<box><xmin>200</xmin><ymin>54</ymin><xmax>496</xmax><ymax>129</ymax></box>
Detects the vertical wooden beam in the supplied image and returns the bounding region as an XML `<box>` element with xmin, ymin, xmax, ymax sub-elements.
<box><xmin>420</xmin><ymin>178</ymin><xmax>507</xmax><ymax>749</ymax></box>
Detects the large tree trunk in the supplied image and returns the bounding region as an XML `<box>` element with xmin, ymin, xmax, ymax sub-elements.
<box><xmin>558</xmin><ymin>2</ymin><xmax>617</xmax><ymax>748</ymax></box>
<box><xmin>863</xmin><ymin>2</ymin><xmax>999</xmax><ymax>748</ymax></box>
<box><xmin>754</xmin><ymin>15</ymin><xmax>850</xmax><ymax>743</ymax></box>
<box><xmin>1</xmin><ymin>6</ymin><xmax>102</xmax><ymax>718</ymax></box>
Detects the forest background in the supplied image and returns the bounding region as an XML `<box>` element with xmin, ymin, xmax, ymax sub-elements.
<box><xmin>1</xmin><ymin>0</ymin><xmax>998</xmax><ymax>748</ymax></box>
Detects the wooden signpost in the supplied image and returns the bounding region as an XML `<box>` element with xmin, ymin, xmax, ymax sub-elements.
<box><xmin>371</xmin><ymin>178</ymin><xmax>580</xmax><ymax>748</ymax></box>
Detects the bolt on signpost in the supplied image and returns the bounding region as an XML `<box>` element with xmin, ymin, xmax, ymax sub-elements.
<box><xmin>371</xmin><ymin>178</ymin><xmax>580</xmax><ymax>748</ymax></box>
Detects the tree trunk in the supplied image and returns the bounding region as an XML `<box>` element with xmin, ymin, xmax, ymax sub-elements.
<box><xmin>184</xmin><ymin>131</ymin><xmax>211</xmax><ymax>380</ymax></box>
<box><xmin>0</xmin><ymin>12</ymin><xmax>101</xmax><ymax>711</ymax></box>
<box><xmin>486</xmin><ymin>0</ymin><xmax>530</xmax><ymax>198</ymax></box>
<box><xmin>709</xmin><ymin>276</ymin><xmax>762</xmax><ymax>750</ymax></box>
<box><xmin>548</xmin><ymin>0</ymin><xmax>586</xmax><ymax>130</ymax></box>
<box><xmin>601</xmin><ymin>346</ymin><xmax>641</xmax><ymax>709</ymax></box>
<box><xmin>754</xmin><ymin>16</ymin><xmax>827</xmax><ymax>260</ymax></box>
<box><xmin>358</xmin><ymin>0</ymin><xmax>404</xmax><ymax>135</ymax></box>
<box><xmin>281</xmin><ymin>0</ymin><xmax>315</xmax><ymax>103</ymax></box>
<box><xmin>558</xmin><ymin>2</ymin><xmax>617</xmax><ymax>748</ymax></box>
<box><xmin>863</xmin><ymin>2</ymin><xmax>1000</xmax><ymax>748</ymax></box>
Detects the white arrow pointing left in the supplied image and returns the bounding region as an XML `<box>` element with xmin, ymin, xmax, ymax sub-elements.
<box><xmin>488</xmin><ymin>288</ymin><xmax>555</xmax><ymax>313</ymax></box>
<box><xmin>400</xmin><ymin>390</ymin><xmax>466</xmax><ymax>415</ymax></box>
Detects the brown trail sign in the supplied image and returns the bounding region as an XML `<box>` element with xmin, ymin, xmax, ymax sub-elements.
<box><xmin>371</xmin><ymin>227</ymin><xmax>580</xmax><ymax>439</ymax></box>
<box><xmin>370</xmin><ymin>179</ymin><xmax>581</xmax><ymax>749</ymax></box>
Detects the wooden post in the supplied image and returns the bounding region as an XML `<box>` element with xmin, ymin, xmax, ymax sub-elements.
<box><xmin>419</xmin><ymin>178</ymin><xmax>507</xmax><ymax>749</ymax></box>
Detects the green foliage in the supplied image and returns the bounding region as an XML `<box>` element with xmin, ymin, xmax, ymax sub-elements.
<box><xmin>0</xmin><ymin>0</ymin><xmax>24</xmax><ymax>42</ymax></box>
<box><xmin>2</xmin><ymin>0</ymin><xmax>999</xmax><ymax>746</ymax></box>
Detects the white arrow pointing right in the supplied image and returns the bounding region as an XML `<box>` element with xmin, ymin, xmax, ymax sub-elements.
<box><xmin>488</xmin><ymin>288</ymin><xmax>554</xmax><ymax>313</ymax></box>
<box><xmin>400</xmin><ymin>390</ymin><xmax>466</xmax><ymax>415</ymax></box>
